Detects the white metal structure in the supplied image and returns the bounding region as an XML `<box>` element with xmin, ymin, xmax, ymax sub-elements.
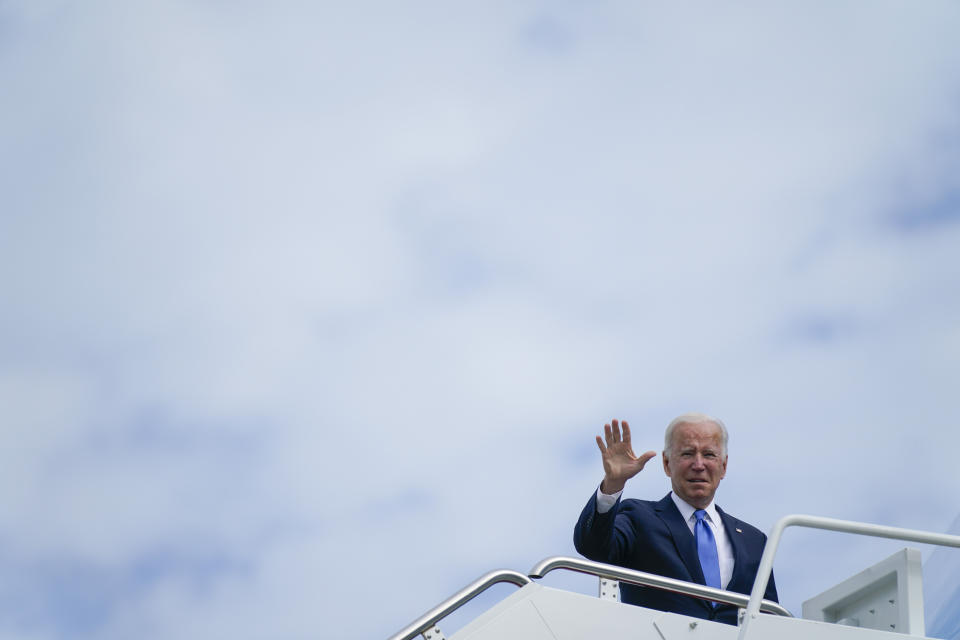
<box><xmin>387</xmin><ymin>513</ymin><xmax>960</xmax><ymax>640</ymax></box>
<box><xmin>803</xmin><ymin>548</ymin><xmax>925</xmax><ymax>634</ymax></box>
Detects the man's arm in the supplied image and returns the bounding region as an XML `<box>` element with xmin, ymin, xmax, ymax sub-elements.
<box><xmin>574</xmin><ymin>419</ymin><xmax>657</xmax><ymax>561</ymax></box>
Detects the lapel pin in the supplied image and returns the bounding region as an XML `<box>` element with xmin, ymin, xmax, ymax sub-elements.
<box><xmin>736</xmin><ymin>528</ymin><xmax>743</xmax><ymax>533</ymax></box>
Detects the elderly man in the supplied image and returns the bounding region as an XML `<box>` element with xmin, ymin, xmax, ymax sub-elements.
<box><xmin>573</xmin><ymin>413</ymin><xmax>778</xmax><ymax>625</ymax></box>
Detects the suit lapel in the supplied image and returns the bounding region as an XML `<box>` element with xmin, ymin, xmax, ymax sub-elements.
<box><xmin>654</xmin><ymin>494</ymin><xmax>708</xmax><ymax>595</ymax></box>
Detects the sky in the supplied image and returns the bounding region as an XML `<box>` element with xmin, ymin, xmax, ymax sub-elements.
<box><xmin>1</xmin><ymin>1</ymin><xmax>960</xmax><ymax>639</ymax></box>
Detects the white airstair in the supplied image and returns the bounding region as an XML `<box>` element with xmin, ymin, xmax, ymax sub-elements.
<box><xmin>387</xmin><ymin>514</ymin><xmax>960</xmax><ymax>640</ymax></box>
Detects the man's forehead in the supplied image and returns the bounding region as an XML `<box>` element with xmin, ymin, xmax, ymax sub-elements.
<box><xmin>672</xmin><ymin>421</ymin><xmax>723</xmax><ymax>443</ymax></box>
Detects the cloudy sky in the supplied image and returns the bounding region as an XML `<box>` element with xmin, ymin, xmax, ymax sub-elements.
<box><xmin>2</xmin><ymin>1</ymin><xmax>960</xmax><ymax>639</ymax></box>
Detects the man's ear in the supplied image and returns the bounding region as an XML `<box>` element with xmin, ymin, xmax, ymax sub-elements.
<box><xmin>662</xmin><ymin>451</ymin><xmax>672</xmax><ymax>477</ymax></box>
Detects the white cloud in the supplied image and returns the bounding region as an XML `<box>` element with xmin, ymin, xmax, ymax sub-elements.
<box><xmin>2</xmin><ymin>1</ymin><xmax>960</xmax><ymax>638</ymax></box>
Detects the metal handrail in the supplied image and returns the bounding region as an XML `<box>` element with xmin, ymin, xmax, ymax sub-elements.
<box><xmin>386</xmin><ymin>569</ymin><xmax>531</xmax><ymax>640</ymax></box>
<box><xmin>738</xmin><ymin>514</ymin><xmax>960</xmax><ymax>640</ymax></box>
<box><xmin>529</xmin><ymin>555</ymin><xmax>792</xmax><ymax>617</ymax></box>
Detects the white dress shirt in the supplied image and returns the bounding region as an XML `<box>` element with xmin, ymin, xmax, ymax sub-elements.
<box><xmin>595</xmin><ymin>485</ymin><xmax>735</xmax><ymax>589</ymax></box>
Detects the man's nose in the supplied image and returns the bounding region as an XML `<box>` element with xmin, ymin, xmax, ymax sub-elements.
<box><xmin>691</xmin><ymin>455</ymin><xmax>706</xmax><ymax>469</ymax></box>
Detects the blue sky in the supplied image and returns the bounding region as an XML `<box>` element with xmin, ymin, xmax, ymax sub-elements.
<box><xmin>2</xmin><ymin>2</ymin><xmax>960</xmax><ymax>639</ymax></box>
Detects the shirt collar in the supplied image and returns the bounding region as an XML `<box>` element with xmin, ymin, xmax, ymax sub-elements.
<box><xmin>670</xmin><ymin>491</ymin><xmax>720</xmax><ymax>526</ymax></box>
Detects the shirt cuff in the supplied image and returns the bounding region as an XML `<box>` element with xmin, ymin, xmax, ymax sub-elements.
<box><xmin>596</xmin><ymin>483</ymin><xmax>623</xmax><ymax>513</ymax></box>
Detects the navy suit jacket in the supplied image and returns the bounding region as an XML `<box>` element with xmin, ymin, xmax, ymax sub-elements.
<box><xmin>574</xmin><ymin>492</ymin><xmax>778</xmax><ymax>625</ymax></box>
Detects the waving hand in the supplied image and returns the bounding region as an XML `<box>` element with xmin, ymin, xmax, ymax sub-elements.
<box><xmin>596</xmin><ymin>419</ymin><xmax>657</xmax><ymax>494</ymax></box>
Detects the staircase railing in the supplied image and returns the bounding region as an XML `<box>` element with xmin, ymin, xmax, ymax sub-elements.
<box><xmin>387</xmin><ymin>554</ymin><xmax>791</xmax><ymax>639</ymax></box>
<box><xmin>385</xmin><ymin>569</ymin><xmax>530</xmax><ymax>640</ymax></box>
<box><xmin>738</xmin><ymin>514</ymin><xmax>960</xmax><ymax>640</ymax></box>
<box><xmin>529</xmin><ymin>555</ymin><xmax>792</xmax><ymax>617</ymax></box>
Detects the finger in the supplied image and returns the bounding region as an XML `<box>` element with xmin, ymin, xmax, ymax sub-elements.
<box><xmin>604</xmin><ymin>422</ymin><xmax>613</xmax><ymax>445</ymax></box>
<box><xmin>611</xmin><ymin>419</ymin><xmax>621</xmax><ymax>443</ymax></box>
<box><xmin>622</xmin><ymin>420</ymin><xmax>631</xmax><ymax>443</ymax></box>
<box><xmin>638</xmin><ymin>450</ymin><xmax>657</xmax><ymax>468</ymax></box>
<box><xmin>595</xmin><ymin>435</ymin><xmax>607</xmax><ymax>454</ymax></box>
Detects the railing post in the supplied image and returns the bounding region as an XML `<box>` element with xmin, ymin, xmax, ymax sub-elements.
<box><xmin>598</xmin><ymin>577</ymin><xmax>620</xmax><ymax>601</ymax></box>
<box><xmin>420</xmin><ymin>624</ymin><xmax>446</xmax><ymax>640</ymax></box>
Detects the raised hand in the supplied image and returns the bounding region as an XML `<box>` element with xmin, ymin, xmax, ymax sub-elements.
<box><xmin>595</xmin><ymin>419</ymin><xmax>657</xmax><ymax>494</ymax></box>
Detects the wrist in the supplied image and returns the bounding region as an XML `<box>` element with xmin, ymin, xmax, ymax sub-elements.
<box><xmin>600</xmin><ymin>477</ymin><xmax>626</xmax><ymax>495</ymax></box>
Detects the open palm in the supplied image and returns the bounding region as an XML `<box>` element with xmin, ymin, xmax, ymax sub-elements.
<box><xmin>596</xmin><ymin>419</ymin><xmax>657</xmax><ymax>493</ymax></box>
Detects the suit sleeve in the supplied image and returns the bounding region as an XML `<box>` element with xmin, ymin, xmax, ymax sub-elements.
<box><xmin>573</xmin><ymin>489</ymin><xmax>634</xmax><ymax>564</ymax></box>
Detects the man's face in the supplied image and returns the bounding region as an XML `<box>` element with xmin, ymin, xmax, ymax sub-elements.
<box><xmin>662</xmin><ymin>421</ymin><xmax>728</xmax><ymax>509</ymax></box>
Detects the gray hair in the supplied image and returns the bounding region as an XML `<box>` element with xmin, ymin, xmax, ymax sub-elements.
<box><xmin>663</xmin><ymin>412</ymin><xmax>728</xmax><ymax>457</ymax></box>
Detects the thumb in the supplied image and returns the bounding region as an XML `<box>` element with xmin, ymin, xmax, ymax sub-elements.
<box><xmin>638</xmin><ymin>450</ymin><xmax>657</xmax><ymax>468</ymax></box>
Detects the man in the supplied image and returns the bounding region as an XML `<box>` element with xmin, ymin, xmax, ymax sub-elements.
<box><xmin>573</xmin><ymin>413</ymin><xmax>778</xmax><ymax>625</ymax></box>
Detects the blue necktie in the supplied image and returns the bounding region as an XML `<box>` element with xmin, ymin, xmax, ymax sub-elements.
<box><xmin>695</xmin><ymin>509</ymin><xmax>721</xmax><ymax>593</ymax></box>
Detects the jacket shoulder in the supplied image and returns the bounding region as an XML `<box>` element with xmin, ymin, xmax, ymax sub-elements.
<box><xmin>617</xmin><ymin>497</ymin><xmax>661</xmax><ymax>514</ymax></box>
<box><xmin>614</xmin><ymin>497</ymin><xmax>668</xmax><ymax>525</ymax></box>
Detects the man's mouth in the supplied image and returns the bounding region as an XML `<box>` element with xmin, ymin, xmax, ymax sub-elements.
<box><xmin>687</xmin><ymin>479</ymin><xmax>708</xmax><ymax>484</ymax></box>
